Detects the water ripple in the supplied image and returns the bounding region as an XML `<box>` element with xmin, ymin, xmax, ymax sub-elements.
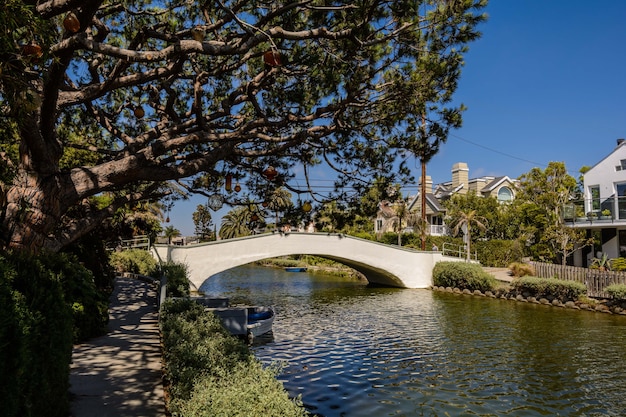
<box><xmin>205</xmin><ymin>266</ymin><xmax>626</xmax><ymax>417</ymax></box>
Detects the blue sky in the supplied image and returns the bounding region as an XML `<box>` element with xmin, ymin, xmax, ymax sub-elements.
<box><xmin>168</xmin><ymin>0</ymin><xmax>626</xmax><ymax>236</ymax></box>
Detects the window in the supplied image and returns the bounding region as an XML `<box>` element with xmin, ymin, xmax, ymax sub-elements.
<box><xmin>589</xmin><ymin>185</ymin><xmax>600</xmax><ymax>211</ymax></box>
<box><xmin>616</xmin><ymin>160</ymin><xmax>626</xmax><ymax>171</ymax></box>
<box><xmin>376</xmin><ymin>219</ymin><xmax>383</xmax><ymax>232</ymax></box>
<box><xmin>497</xmin><ymin>186</ymin><xmax>513</xmax><ymax>202</ymax></box>
<box><xmin>617</xmin><ymin>183</ymin><xmax>626</xmax><ymax>219</ymax></box>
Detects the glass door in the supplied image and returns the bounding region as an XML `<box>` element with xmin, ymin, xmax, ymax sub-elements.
<box><xmin>617</xmin><ymin>183</ymin><xmax>626</xmax><ymax>220</ymax></box>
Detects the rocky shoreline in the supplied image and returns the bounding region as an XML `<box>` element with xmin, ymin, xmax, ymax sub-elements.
<box><xmin>431</xmin><ymin>285</ymin><xmax>626</xmax><ymax>315</ymax></box>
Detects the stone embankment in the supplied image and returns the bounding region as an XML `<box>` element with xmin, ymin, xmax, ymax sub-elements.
<box><xmin>431</xmin><ymin>285</ymin><xmax>626</xmax><ymax>316</ymax></box>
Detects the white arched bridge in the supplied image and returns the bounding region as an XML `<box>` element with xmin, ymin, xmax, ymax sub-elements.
<box><xmin>151</xmin><ymin>232</ymin><xmax>463</xmax><ymax>290</ymax></box>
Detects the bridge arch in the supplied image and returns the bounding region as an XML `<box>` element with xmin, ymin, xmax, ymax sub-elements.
<box><xmin>151</xmin><ymin>232</ymin><xmax>459</xmax><ymax>290</ymax></box>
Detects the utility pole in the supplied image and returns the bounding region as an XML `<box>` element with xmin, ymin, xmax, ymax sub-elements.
<box><xmin>420</xmin><ymin>114</ymin><xmax>427</xmax><ymax>251</ymax></box>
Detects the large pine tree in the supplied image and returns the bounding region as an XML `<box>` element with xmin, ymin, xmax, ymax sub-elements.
<box><xmin>0</xmin><ymin>0</ymin><xmax>486</xmax><ymax>253</ymax></box>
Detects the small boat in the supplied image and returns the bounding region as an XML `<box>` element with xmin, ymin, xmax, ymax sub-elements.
<box><xmin>246</xmin><ymin>306</ymin><xmax>275</xmax><ymax>338</ymax></box>
<box><xmin>285</xmin><ymin>267</ymin><xmax>307</xmax><ymax>272</ymax></box>
<box><xmin>206</xmin><ymin>304</ymin><xmax>275</xmax><ymax>341</ymax></box>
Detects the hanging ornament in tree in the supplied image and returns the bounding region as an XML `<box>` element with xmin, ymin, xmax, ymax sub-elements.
<box><xmin>263</xmin><ymin>166</ymin><xmax>278</xmax><ymax>181</ymax></box>
<box><xmin>207</xmin><ymin>194</ymin><xmax>224</xmax><ymax>211</ymax></box>
<box><xmin>22</xmin><ymin>43</ymin><xmax>42</xmax><ymax>58</ymax></box>
<box><xmin>263</xmin><ymin>50</ymin><xmax>282</xmax><ymax>67</ymax></box>
<box><xmin>133</xmin><ymin>106</ymin><xmax>145</xmax><ymax>118</ymax></box>
<box><xmin>234</xmin><ymin>183</ymin><xmax>241</xmax><ymax>193</ymax></box>
<box><xmin>225</xmin><ymin>174</ymin><xmax>232</xmax><ymax>192</ymax></box>
<box><xmin>63</xmin><ymin>12</ymin><xmax>80</xmax><ymax>33</ymax></box>
<box><xmin>302</xmin><ymin>201</ymin><xmax>312</xmax><ymax>213</ymax></box>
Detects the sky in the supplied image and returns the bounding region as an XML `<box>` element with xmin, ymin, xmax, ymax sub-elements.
<box><xmin>167</xmin><ymin>0</ymin><xmax>626</xmax><ymax>236</ymax></box>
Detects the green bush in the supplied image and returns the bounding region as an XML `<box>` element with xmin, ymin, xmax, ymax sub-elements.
<box><xmin>511</xmin><ymin>276</ymin><xmax>587</xmax><ymax>301</ymax></box>
<box><xmin>160</xmin><ymin>299</ymin><xmax>308</xmax><ymax>416</ymax></box>
<box><xmin>0</xmin><ymin>251</ymin><xmax>74</xmax><ymax>417</ymax></box>
<box><xmin>177</xmin><ymin>362</ymin><xmax>308</xmax><ymax>417</ymax></box>
<box><xmin>605</xmin><ymin>284</ymin><xmax>626</xmax><ymax>300</ymax></box>
<box><xmin>432</xmin><ymin>261</ymin><xmax>497</xmax><ymax>292</ymax></box>
<box><xmin>154</xmin><ymin>261</ymin><xmax>190</xmax><ymax>298</ymax></box>
<box><xmin>475</xmin><ymin>239</ymin><xmax>525</xmax><ymax>267</ymax></box>
<box><xmin>109</xmin><ymin>248</ymin><xmax>157</xmax><ymax>275</ymax></box>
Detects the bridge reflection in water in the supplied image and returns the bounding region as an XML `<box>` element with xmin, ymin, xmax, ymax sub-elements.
<box><xmin>151</xmin><ymin>232</ymin><xmax>462</xmax><ymax>289</ymax></box>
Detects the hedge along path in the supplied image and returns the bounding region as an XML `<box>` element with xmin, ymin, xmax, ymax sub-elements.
<box><xmin>69</xmin><ymin>277</ymin><xmax>166</xmax><ymax>417</ymax></box>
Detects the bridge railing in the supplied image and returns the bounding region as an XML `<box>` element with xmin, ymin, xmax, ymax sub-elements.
<box><xmin>109</xmin><ymin>235</ymin><xmax>151</xmax><ymax>251</ymax></box>
<box><xmin>442</xmin><ymin>242</ymin><xmax>476</xmax><ymax>261</ymax></box>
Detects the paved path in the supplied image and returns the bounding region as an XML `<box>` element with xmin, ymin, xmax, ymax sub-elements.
<box><xmin>69</xmin><ymin>277</ymin><xmax>165</xmax><ymax>417</ymax></box>
<box><xmin>483</xmin><ymin>267</ymin><xmax>514</xmax><ymax>283</ymax></box>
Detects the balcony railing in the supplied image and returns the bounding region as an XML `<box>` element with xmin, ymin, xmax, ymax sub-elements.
<box><xmin>563</xmin><ymin>197</ymin><xmax>626</xmax><ymax>224</ymax></box>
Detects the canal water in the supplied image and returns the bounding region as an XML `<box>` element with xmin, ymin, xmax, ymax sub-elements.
<box><xmin>200</xmin><ymin>264</ymin><xmax>626</xmax><ymax>417</ymax></box>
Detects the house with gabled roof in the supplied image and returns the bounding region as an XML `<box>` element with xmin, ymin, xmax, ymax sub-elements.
<box><xmin>375</xmin><ymin>162</ymin><xmax>519</xmax><ymax>237</ymax></box>
<box><xmin>566</xmin><ymin>138</ymin><xmax>626</xmax><ymax>264</ymax></box>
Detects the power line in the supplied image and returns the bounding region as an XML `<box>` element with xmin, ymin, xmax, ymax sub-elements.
<box><xmin>448</xmin><ymin>132</ymin><xmax>548</xmax><ymax>168</ymax></box>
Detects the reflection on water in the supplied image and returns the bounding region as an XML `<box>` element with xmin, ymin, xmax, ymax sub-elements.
<box><xmin>200</xmin><ymin>265</ymin><xmax>626</xmax><ymax>417</ymax></box>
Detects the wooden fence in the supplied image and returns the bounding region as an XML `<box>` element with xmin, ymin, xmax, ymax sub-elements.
<box><xmin>529</xmin><ymin>261</ymin><xmax>626</xmax><ymax>298</ymax></box>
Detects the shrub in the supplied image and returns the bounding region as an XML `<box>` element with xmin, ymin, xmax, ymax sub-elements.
<box><xmin>605</xmin><ymin>284</ymin><xmax>626</xmax><ymax>300</ymax></box>
<box><xmin>511</xmin><ymin>276</ymin><xmax>587</xmax><ymax>302</ymax></box>
<box><xmin>475</xmin><ymin>239</ymin><xmax>525</xmax><ymax>267</ymax></box>
<box><xmin>160</xmin><ymin>299</ymin><xmax>308</xmax><ymax>416</ymax></box>
<box><xmin>154</xmin><ymin>261</ymin><xmax>190</xmax><ymax>298</ymax></box>
<box><xmin>177</xmin><ymin>362</ymin><xmax>308</xmax><ymax>417</ymax></box>
<box><xmin>109</xmin><ymin>248</ymin><xmax>157</xmax><ymax>275</ymax></box>
<box><xmin>432</xmin><ymin>261</ymin><xmax>497</xmax><ymax>292</ymax></box>
<box><xmin>0</xmin><ymin>251</ymin><xmax>74</xmax><ymax>417</ymax></box>
<box><xmin>508</xmin><ymin>262</ymin><xmax>535</xmax><ymax>277</ymax></box>
<box><xmin>610</xmin><ymin>257</ymin><xmax>626</xmax><ymax>271</ymax></box>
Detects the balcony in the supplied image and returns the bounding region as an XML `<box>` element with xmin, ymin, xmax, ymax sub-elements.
<box><xmin>563</xmin><ymin>197</ymin><xmax>626</xmax><ymax>228</ymax></box>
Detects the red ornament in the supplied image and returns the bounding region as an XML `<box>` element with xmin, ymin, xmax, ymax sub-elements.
<box><xmin>263</xmin><ymin>166</ymin><xmax>278</xmax><ymax>181</ymax></box>
<box><xmin>234</xmin><ymin>183</ymin><xmax>241</xmax><ymax>193</ymax></box>
<box><xmin>263</xmin><ymin>50</ymin><xmax>282</xmax><ymax>67</ymax></box>
<box><xmin>22</xmin><ymin>43</ymin><xmax>43</xmax><ymax>58</ymax></box>
<box><xmin>63</xmin><ymin>12</ymin><xmax>80</xmax><ymax>33</ymax></box>
<box><xmin>133</xmin><ymin>106</ymin><xmax>145</xmax><ymax>118</ymax></box>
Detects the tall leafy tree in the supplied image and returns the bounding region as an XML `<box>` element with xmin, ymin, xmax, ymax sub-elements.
<box><xmin>516</xmin><ymin>162</ymin><xmax>590</xmax><ymax>264</ymax></box>
<box><xmin>0</xmin><ymin>0</ymin><xmax>486</xmax><ymax>253</ymax></box>
<box><xmin>192</xmin><ymin>204</ymin><xmax>213</xmax><ymax>241</ymax></box>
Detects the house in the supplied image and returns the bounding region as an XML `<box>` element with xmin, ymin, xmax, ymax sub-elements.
<box><xmin>433</xmin><ymin>162</ymin><xmax>517</xmax><ymax>202</ymax></box>
<box><xmin>567</xmin><ymin>138</ymin><xmax>626</xmax><ymax>264</ymax></box>
<box><xmin>374</xmin><ymin>162</ymin><xmax>518</xmax><ymax>237</ymax></box>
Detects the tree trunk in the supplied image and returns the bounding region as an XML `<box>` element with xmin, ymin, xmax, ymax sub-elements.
<box><xmin>2</xmin><ymin>170</ymin><xmax>65</xmax><ymax>252</ymax></box>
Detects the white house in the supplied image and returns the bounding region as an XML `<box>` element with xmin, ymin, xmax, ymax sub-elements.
<box><xmin>568</xmin><ymin>138</ymin><xmax>626</xmax><ymax>261</ymax></box>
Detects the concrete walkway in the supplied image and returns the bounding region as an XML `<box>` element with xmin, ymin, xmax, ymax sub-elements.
<box><xmin>69</xmin><ymin>277</ymin><xmax>165</xmax><ymax>417</ymax></box>
<box><xmin>483</xmin><ymin>267</ymin><xmax>514</xmax><ymax>283</ymax></box>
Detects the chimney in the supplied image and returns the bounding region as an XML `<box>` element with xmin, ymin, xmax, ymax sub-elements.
<box><xmin>452</xmin><ymin>162</ymin><xmax>469</xmax><ymax>194</ymax></box>
<box><xmin>419</xmin><ymin>175</ymin><xmax>433</xmax><ymax>194</ymax></box>
<box><xmin>617</xmin><ymin>138</ymin><xmax>625</xmax><ymax>147</ymax></box>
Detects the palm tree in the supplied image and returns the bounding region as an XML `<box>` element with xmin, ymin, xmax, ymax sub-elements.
<box><xmin>266</xmin><ymin>187</ymin><xmax>293</xmax><ymax>228</ymax></box>
<box><xmin>451</xmin><ymin>209</ymin><xmax>487</xmax><ymax>261</ymax></box>
<box><xmin>163</xmin><ymin>225</ymin><xmax>181</xmax><ymax>244</ymax></box>
<box><xmin>392</xmin><ymin>200</ymin><xmax>408</xmax><ymax>246</ymax></box>
<box><xmin>219</xmin><ymin>207</ymin><xmax>253</xmax><ymax>239</ymax></box>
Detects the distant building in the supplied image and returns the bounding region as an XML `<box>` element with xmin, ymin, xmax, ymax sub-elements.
<box><xmin>375</xmin><ymin>162</ymin><xmax>518</xmax><ymax>237</ymax></box>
